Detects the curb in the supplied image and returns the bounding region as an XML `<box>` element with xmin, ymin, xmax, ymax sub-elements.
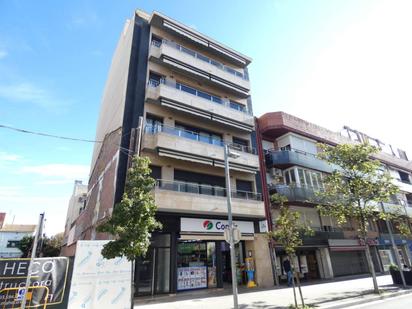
<box><xmin>318</xmin><ymin>289</ymin><xmax>412</xmax><ymax>308</ymax></box>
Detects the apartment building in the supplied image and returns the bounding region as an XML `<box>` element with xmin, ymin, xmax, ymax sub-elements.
<box><xmin>61</xmin><ymin>10</ymin><xmax>273</xmax><ymax>296</ymax></box>
<box><xmin>257</xmin><ymin>112</ymin><xmax>412</xmax><ymax>282</ymax></box>
<box><xmin>61</xmin><ymin>180</ymin><xmax>87</xmax><ymax>255</ymax></box>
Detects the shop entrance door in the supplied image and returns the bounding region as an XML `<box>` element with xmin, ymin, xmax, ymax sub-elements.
<box><xmin>136</xmin><ymin>234</ymin><xmax>171</xmax><ymax>296</ymax></box>
<box><xmin>306</xmin><ymin>253</ymin><xmax>319</xmax><ymax>279</ymax></box>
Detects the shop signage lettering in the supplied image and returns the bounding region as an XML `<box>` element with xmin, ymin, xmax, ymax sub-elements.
<box><xmin>181</xmin><ymin>218</ymin><xmax>254</xmax><ymax>234</ymax></box>
<box><xmin>0</xmin><ymin>257</ymin><xmax>69</xmax><ymax>309</ymax></box>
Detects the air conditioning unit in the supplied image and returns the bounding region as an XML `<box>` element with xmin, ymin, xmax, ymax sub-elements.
<box><xmin>270</xmin><ymin>168</ymin><xmax>283</xmax><ymax>178</ymax></box>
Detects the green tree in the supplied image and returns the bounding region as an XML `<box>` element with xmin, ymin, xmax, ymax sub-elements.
<box><xmin>17</xmin><ymin>233</ymin><xmax>63</xmax><ymax>257</ymax></box>
<box><xmin>267</xmin><ymin>194</ymin><xmax>313</xmax><ymax>309</ymax></box>
<box><xmin>17</xmin><ymin>235</ymin><xmax>34</xmax><ymax>257</ymax></box>
<box><xmin>97</xmin><ymin>156</ymin><xmax>162</xmax><ymax>306</ymax></box>
<box><xmin>316</xmin><ymin>143</ymin><xmax>409</xmax><ymax>293</ymax></box>
<box><xmin>97</xmin><ymin>156</ymin><xmax>162</xmax><ymax>260</ymax></box>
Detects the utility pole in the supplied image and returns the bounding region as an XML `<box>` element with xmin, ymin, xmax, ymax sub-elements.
<box><xmin>224</xmin><ymin>144</ymin><xmax>239</xmax><ymax>309</ymax></box>
<box><xmin>21</xmin><ymin>212</ymin><xmax>44</xmax><ymax>309</ymax></box>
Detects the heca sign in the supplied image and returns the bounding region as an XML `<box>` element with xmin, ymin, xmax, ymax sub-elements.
<box><xmin>181</xmin><ymin>217</ymin><xmax>254</xmax><ymax>234</ymax></box>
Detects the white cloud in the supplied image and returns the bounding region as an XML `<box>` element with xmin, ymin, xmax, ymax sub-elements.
<box><xmin>0</xmin><ymin>50</ymin><xmax>7</xmax><ymax>59</ymax></box>
<box><xmin>19</xmin><ymin>163</ymin><xmax>89</xmax><ymax>184</ymax></box>
<box><xmin>0</xmin><ymin>82</ymin><xmax>70</xmax><ymax>109</ymax></box>
<box><xmin>0</xmin><ymin>151</ymin><xmax>21</xmax><ymax>161</ymax></box>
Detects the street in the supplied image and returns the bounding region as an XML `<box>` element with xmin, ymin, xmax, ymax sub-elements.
<box><xmin>350</xmin><ymin>293</ymin><xmax>412</xmax><ymax>308</ymax></box>
<box><xmin>135</xmin><ymin>275</ymin><xmax>410</xmax><ymax>309</ymax></box>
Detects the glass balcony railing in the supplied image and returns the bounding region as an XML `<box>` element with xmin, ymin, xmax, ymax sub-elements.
<box><xmin>268</xmin><ymin>183</ymin><xmax>321</xmax><ymax>203</ymax></box>
<box><xmin>155</xmin><ymin>179</ymin><xmax>262</xmax><ymax>201</ymax></box>
<box><xmin>151</xmin><ymin>39</ymin><xmax>249</xmax><ymax>81</ymax></box>
<box><xmin>145</xmin><ymin>122</ymin><xmax>257</xmax><ymax>155</ymax></box>
<box><xmin>147</xmin><ymin>78</ymin><xmax>252</xmax><ymax>115</ymax></box>
<box><xmin>265</xmin><ymin>148</ymin><xmax>335</xmax><ymax>173</ymax></box>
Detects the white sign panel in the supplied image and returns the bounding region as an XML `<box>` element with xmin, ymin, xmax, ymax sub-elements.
<box><xmin>259</xmin><ymin>220</ymin><xmax>268</xmax><ymax>233</ymax></box>
<box><xmin>68</xmin><ymin>240</ymin><xmax>131</xmax><ymax>309</ymax></box>
<box><xmin>181</xmin><ymin>217</ymin><xmax>254</xmax><ymax>234</ymax></box>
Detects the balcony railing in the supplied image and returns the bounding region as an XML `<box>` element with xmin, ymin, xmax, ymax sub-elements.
<box><xmin>147</xmin><ymin>78</ymin><xmax>252</xmax><ymax>115</ymax></box>
<box><xmin>151</xmin><ymin>39</ymin><xmax>249</xmax><ymax>81</ymax></box>
<box><xmin>269</xmin><ymin>183</ymin><xmax>321</xmax><ymax>203</ymax></box>
<box><xmin>155</xmin><ymin>179</ymin><xmax>262</xmax><ymax>201</ymax></box>
<box><xmin>145</xmin><ymin>122</ymin><xmax>257</xmax><ymax>155</ymax></box>
<box><xmin>265</xmin><ymin>148</ymin><xmax>335</xmax><ymax>173</ymax></box>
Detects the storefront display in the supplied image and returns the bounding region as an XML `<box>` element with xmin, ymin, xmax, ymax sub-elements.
<box><xmin>177</xmin><ymin>266</ymin><xmax>207</xmax><ymax>290</ymax></box>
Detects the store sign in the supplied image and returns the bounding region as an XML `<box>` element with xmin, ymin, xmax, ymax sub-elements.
<box><xmin>0</xmin><ymin>257</ymin><xmax>69</xmax><ymax>309</ymax></box>
<box><xmin>358</xmin><ymin>239</ymin><xmax>379</xmax><ymax>246</ymax></box>
<box><xmin>181</xmin><ymin>218</ymin><xmax>254</xmax><ymax>234</ymax></box>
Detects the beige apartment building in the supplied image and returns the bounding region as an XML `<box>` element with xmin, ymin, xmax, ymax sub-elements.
<box><xmin>61</xmin><ymin>10</ymin><xmax>273</xmax><ymax>296</ymax></box>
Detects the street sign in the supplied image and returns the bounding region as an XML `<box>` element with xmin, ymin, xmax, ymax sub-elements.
<box><xmin>224</xmin><ymin>227</ymin><xmax>241</xmax><ymax>244</ymax></box>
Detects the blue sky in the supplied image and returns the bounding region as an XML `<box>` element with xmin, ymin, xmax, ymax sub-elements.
<box><xmin>1</xmin><ymin>0</ymin><xmax>412</xmax><ymax>234</ymax></box>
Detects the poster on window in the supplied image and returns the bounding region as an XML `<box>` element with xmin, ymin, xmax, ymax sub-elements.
<box><xmin>177</xmin><ymin>266</ymin><xmax>207</xmax><ymax>290</ymax></box>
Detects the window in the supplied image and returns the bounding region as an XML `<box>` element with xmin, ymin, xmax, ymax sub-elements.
<box><xmin>399</xmin><ymin>171</ymin><xmax>410</xmax><ymax>184</ymax></box>
<box><xmin>284</xmin><ymin>169</ymin><xmax>296</xmax><ymax>185</ymax></box>
<box><xmin>149</xmin><ymin>165</ymin><xmax>162</xmax><ymax>181</ymax></box>
<box><xmin>229</xmin><ymin>101</ymin><xmax>246</xmax><ymax>112</ymax></box>
<box><xmin>280</xmin><ymin>145</ymin><xmax>291</xmax><ymax>151</ymax></box>
<box><xmin>174</xmin><ymin>122</ymin><xmax>223</xmax><ymax>146</ymax></box>
<box><xmin>145</xmin><ymin>114</ymin><xmax>163</xmax><ymax>133</ymax></box>
<box><xmin>148</xmin><ymin>72</ymin><xmax>164</xmax><ymax>87</ymax></box>
<box><xmin>197</xmin><ymin>90</ymin><xmax>211</xmax><ymax>101</ymax></box>
<box><xmin>196</xmin><ymin>53</ymin><xmax>210</xmax><ymax>63</ymax></box>
<box><xmin>179</xmin><ymin>83</ymin><xmax>197</xmax><ymax>95</ymax></box>
<box><xmin>151</xmin><ymin>35</ymin><xmax>162</xmax><ymax>47</ymax></box>
<box><xmin>7</xmin><ymin>240</ymin><xmax>20</xmax><ymax>248</ymax></box>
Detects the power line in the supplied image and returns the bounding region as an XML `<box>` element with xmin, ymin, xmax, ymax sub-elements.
<box><xmin>0</xmin><ymin>123</ymin><xmax>138</xmax><ymax>158</ymax></box>
<box><xmin>0</xmin><ymin>124</ymin><xmax>101</xmax><ymax>143</ymax></box>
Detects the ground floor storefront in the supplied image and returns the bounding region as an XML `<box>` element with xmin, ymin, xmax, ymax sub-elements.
<box><xmin>135</xmin><ymin>214</ymin><xmax>273</xmax><ymax>296</ymax></box>
<box><xmin>377</xmin><ymin>238</ymin><xmax>411</xmax><ymax>271</ymax></box>
<box><xmin>272</xmin><ymin>239</ymin><xmax>384</xmax><ymax>284</ymax></box>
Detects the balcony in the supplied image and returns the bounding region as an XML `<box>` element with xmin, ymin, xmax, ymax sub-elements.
<box><xmin>394</xmin><ymin>178</ymin><xmax>412</xmax><ymax>194</ymax></box>
<box><xmin>142</xmin><ymin>124</ymin><xmax>259</xmax><ymax>173</ymax></box>
<box><xmin>149</xmin><ymin>40</ymin><xmax>250</xmax><ymax>96</ymax></box>
<box><xmin>302</xmin><ymin>228</ymin><xmax>345</xmax><ymax>245</ymax></box>
<box><xmin>269</xmin><ymin>183</ymin><xmax>320</xmax><ymax>204</ymax></box>
<box><xmin>154</xmin><ymin>180</ymin><xmax>264</xmax><ymax>218</ymax></box>
<box><xmin>265</xmin><ymin>149</ymin><xmax>335</xmax><ymax>173</ymax></box>
<box><xmin>145</xmin><ymin>80</ymin><xmax>254</xmax><ymax>131</ymax></box>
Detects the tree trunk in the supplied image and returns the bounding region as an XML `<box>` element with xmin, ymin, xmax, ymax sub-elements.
<box><xmin>289</xmin><ymin>255</ymin><xmax>298</xmax><ymax>308</ymax></box>
<box><xmin>365</xmin><ymin>243</ymin><xmax>379</xmax><ymax>294</ymax></box>
<box><xmin>131</xmin><ymin>260</ymin><xmax>135</xmax><ymax>309</ymax></box>
<box><xmin>295</xmin><ymin>272</ymin><xmax>305</xmax><ymax>307</ymax></box>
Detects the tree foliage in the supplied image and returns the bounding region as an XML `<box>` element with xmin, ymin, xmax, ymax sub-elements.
<box><xmin>267</xmin><ymin>194</ymin><xmax>313</xmax><ymax>308</ymax></box>
<box><xmin>96</xmin><ymin>156</ymin><xmax>162</xmax><ymax>261</ymax></box>
<box><xmin>316</xmin><ymin>143</ymin><xmax>408</xmax><ymax>238</ymax></box>
<box><xmin>17</xmin><ymin>233</ymin><xmax>63</xmax><ymax>258</ymax></box>
<box><xmin>17</xmin><ymin>235</ymin><xmax>34</xmax><ymax>257</ymax></box>
<box><xmin>267</xmin><ymin>194</ymin><xmax>313</xmax><ymax>256</ymax></box>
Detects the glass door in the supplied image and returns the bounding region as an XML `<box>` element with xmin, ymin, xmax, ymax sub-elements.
<box><xmin>136</xmin><ymin>248</ymin><xmax>154</xmax><ymax>296</ymax></box>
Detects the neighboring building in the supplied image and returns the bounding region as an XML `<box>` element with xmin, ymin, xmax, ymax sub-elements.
<box><xmin>0</xmin><ymin>213</ymin><xmax>5</xmax><ymax>228</ymax></box>
<box><xmin>62</xmin><ymin>10</ymin><xmax>273</xmax><ymax>295</ymax></box>
<box><xmin>61</xmin><ymin>180</ymin><xmax>87</xmax><ymax>255</ymax></box>
<box><xmin>0</xmin><ymin>221</ymin><xmax>36</xmax><ymax>258</ymax></box>
<box><xmin>257</xmin><ymin>111</ymin><xmax>412</xmax><ymax>282</ymax></box>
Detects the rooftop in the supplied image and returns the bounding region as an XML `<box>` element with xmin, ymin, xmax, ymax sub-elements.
<box><xmin>0</xmin><ymin>224</ymin><xmax>36</xmax><ymax>233</ymax></box>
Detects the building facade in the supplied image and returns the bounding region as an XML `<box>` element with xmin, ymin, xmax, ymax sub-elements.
<box><xmin>257</xmin><ymin>112</ymin><xmax>412</xmax><ymax>282</ymax></box>
<box><xmin>61</xmin><ymin>10</ymin><xmax>273</xmax><ymax>295</ymax></box>
<box><xmin>0</xmin><ymin>222</ymin><xmax>36</xmax><ymax>258</ymax></box>
<box><xmin>61</xmin><ymin>180</ymin><xmax>87</xmax><ymax>256</ymax></box>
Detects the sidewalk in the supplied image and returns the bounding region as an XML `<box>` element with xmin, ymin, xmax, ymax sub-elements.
<box><xmin>134</xmin><ymin>275</ymin><xmax>412</xmax><ymax>308</ymax></box>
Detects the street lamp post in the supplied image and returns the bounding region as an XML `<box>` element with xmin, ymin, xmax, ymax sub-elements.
<box><xmin>224</xmin><ymin>144</ymin><xmax>240</xmax><ymax>309</ymax></box>
<box><xmin>380</xmin><ymin>202</ymin><xmax>406</xmax><ymax>288</ymax></box>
